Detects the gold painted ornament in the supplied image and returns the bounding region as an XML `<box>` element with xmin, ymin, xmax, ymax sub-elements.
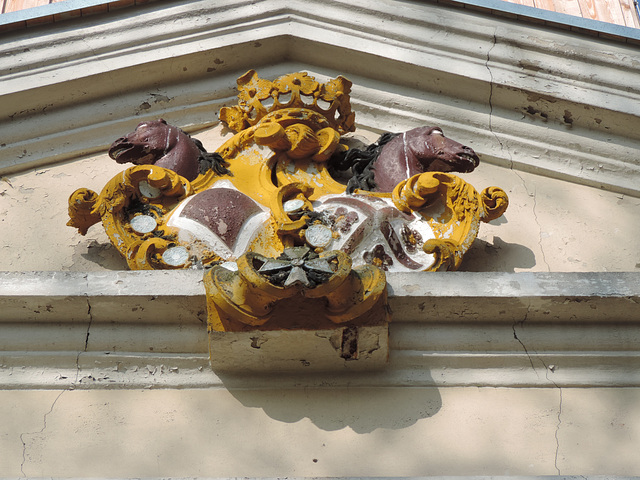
<box><xmin>68</xmin><ymin>70</ymin><xmax>508</xmax><ymax>334</ymax></box>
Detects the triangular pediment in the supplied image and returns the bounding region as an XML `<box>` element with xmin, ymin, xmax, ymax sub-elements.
<box><xmin>1</xmin><ymin>0</ymin><xmax>639</xmax><ymax>197</ymax></box>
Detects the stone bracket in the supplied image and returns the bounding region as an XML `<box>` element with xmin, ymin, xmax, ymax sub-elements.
<box><xmin>209</xmin><ymin>325</ymin><xmax>389</xmax><ymax>372</ymax></box>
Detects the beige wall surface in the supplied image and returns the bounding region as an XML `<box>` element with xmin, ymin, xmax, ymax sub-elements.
<box><xmin>1</xmin><ymin>2</ymin><xmax>639</xmax><ymax>477</ymax></box>
<box><xmin>1</xmin><ymin>124</ymin><xmax>639</xmax><ymax>273</ymax></box>
<box><xmin>1</xmin><ymin>386</ymin><xmax>639</xmax><ymax>477</ymax></box>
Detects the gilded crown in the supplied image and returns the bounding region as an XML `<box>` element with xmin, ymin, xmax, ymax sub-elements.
<box><xmin>219</xmin><ymin>70</ymin><xmax>356</xmax><ymax>135</ymax></box>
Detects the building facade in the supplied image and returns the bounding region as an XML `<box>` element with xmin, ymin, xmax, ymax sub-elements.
<box><xmin>1</xmin><ymin>0</ymin><xmax>640</xmax><ymax>477</ymax></box>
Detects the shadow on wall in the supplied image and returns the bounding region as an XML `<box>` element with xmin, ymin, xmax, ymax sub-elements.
<box><xmin>78</xmin><ymin>235</ymin><xmax>536</xmax><ymax>273</ymax></box>
<box><xmin>73</xmin><ymin>239</ymin><xmax>129</xmax><ymax>270</ymax></box>
<box><xmin>460</xmin><ymin>236</ymin><xmax>536</xmax><ymax>272</ymax></box>
<box><xmin>223</xmin><ymin>382</ymin><xmax>442</xmax><ymax>434</ymax></box>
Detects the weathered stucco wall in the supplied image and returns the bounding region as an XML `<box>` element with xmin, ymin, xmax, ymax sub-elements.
<box><xmin>1</xmin><ymin>124</ymin><xmax>638</xmax><ymax>273</ymax></box>
<box><xmin>0</xmin><ymin>386</ymin><xmax>638</xmax><ymax>477</ymax></box>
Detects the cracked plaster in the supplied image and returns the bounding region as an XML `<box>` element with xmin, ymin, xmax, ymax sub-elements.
<box><xmin>510</xmin><ymin>302</ymin><xmax>565</xmax><ymax>473</ymax></box>
<box><xmin>4</xmin><ymin>387</ymin><xmax>640</xmax><ymax>477</ymax></box>
<box><xmin>18</xmin><ymin>294</ymin><xmax>94</xmax><ymax>477</ymax></box>
<box><xmin>512</xmin><ymin>316</ymin><xmax>563</xmax><ymax>474</ymax></box>
<box><xmin>484</xmin><ymin>32</ymin><xmax>551</xmax><ymax>274</ymax></box>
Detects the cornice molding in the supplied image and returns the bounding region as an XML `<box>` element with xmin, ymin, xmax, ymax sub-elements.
<box><xmin>1</xmin><ymin>271</ymin><xmax>639</xmax><ymax>389</ymax></box>
<box><xmin>1</xmin><ymin>0</ymin><xmax>639</xmax><ymax>195</ymax></box>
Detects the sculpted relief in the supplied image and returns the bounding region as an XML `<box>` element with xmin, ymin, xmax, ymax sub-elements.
<box><xmin>68</xmin><ymin>71</ymin><xmax>508</xmax><ymax>332</ymax></box>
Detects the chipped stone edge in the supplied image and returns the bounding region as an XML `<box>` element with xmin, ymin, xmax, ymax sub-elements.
<box><xmin>1</xmin><ymin>270</ymin><xmax>639</xmax><ymax>388</ymax></box>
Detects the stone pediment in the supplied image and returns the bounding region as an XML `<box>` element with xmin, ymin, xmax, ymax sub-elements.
<box><xmin>1</xmin><ymin>0</ymin><xmax>640</xmax><ymax>198</ymax></box>
<box><xmin>0</xmin><ymin>0</ymin><xmax>638</xmax><ymax>373</ymax></box>
<box><xmin>2</xmin><ymin>0</ymin><xmax>639</xmax><ymax>276</ymax></box>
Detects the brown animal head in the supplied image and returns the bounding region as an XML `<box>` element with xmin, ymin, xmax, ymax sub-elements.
<box><xmin>368</xmin><ymin>126</ymin><xmax>480</xmax><ymax>192</ymax></box>
<box><xmin>108</xmin><ymin>119</ymin><xmax>206</xmax><ymax>181</ymax></box>
<box><xmin>109</xmin><ymin>120</ymin><xmax>176</xmax><ymax>165</ymax></box>
<box><xmin>402</xmin><ymin>126</ymin><xmax>479</xmax><ymax>174</ymax></box>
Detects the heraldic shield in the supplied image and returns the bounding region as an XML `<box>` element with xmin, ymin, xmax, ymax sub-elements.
<box><xmin>68</xmin><ymin>70</ymin><xmax>508</xmax><ymax>339</ymax></box>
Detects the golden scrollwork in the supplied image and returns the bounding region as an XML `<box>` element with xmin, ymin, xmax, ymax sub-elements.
<box><xmin>393</xmin><ymin>171</ymin><xmax>509</xmax><ymax>270</ymax></box>
<box><xmin>68</xmin><ymin>165</ymin><xmax>200</xmax><ymax>269</ymax></box>
<box><xmin>68</xmin><ymin>69</ymin><xmax>509</xmax><ymax>334</ymax></box>
<box><xmin>203</xmin><ymin>247</ymin><xmax>387</xmax><ymax>332</ymax></box>
<box><xmin>67</xmin><ymin>188</ymin><xmax>100</xmax><ymax>236</ymax></box>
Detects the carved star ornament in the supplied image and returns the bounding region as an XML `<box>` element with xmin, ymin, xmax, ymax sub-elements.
<box><xmin>254</xmin><ymin>246</ymin><xmax>337</xmax><ymax>288</ymax></box>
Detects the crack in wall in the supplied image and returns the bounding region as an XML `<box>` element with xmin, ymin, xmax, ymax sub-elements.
<box><xmin>485</xmin><ymin>32</ymin><xmax>509</xmax><ymax>164</ymax></box>
<box><xmin>19</xmin><ymin>390</ymin><xmax>66</xmax><ymax>477</ymax></box>
<box><xmin>75</xmin><ymin>296</ymin><xmax>94</xmax><ymax>382</ymax></box>
<box><xmin>512</xmin><ymin>304</ymin><xmax>563</xmax><ymax>475</ymax></box>
<box><xmin>512</xmin><ymin>167</ymin><xmax>550</xmax><ymax>272</ymax></box>
<box><xmin>526</xmin><ymin>180</ymin><xmax>551</xmax><ymax>272</ymax></box>
<box><xmin>19</xmin><ymin>279</ymin><xmax>94</xmax><ymax>477</ymax></box>
<box><xmin>511</xmin><ymin>326</ymin><xmax>540</xmax><ymax>378</ymax></box>
<box><xmin>483</xmin><ymin>36</ymin><xmax>499</xmax><ymax>134</ymax></box>
<box><xmin>84</xmin><ymin>297</ymin><xmax>93</xmax><ymax>351</ymax></box>
<box><xmin>511</xmin><ymin>306</ymin><xmax>539</xmax><ymax>378</ymax></box>
<box><xmin>536</xmin><ymin>356</ymin><xmax>563</xmax><ymax>475</ymax></box>
<box><xmin>484</xmin><ymin>30</ymin><xmax>550</xmax><ymax>273</ymax></box>
<box><xmin>550</xmin><ymin>372</ymin><xmax>563</xmax><ymax>474</ymax></box>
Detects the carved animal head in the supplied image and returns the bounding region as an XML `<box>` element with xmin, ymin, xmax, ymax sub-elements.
<box><xmin>108</xmin><ymin>119</ymin><xmax>230</xmax><ymax>182</ymax></box>
<box><xmin>109</xmin><ymin>119</ymin><xmax>176</xmax><ymax>166</ymax></box>
<box><xmin>403</xmin><ymin>126</ymin><xmax>479</xmax><ymax>174</ymax></box>
<box><xmin>340</xmin><ymin>126</ymin><xmax>481</xmax><ymax>193</ymax></box>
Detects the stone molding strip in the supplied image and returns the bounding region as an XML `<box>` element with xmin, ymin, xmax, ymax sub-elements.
<box><xmin>0</xmin><ymin>271</ymin><xmax>638</xmax><ymax>389</ymax></box>
<box><xmin>0</xmin><ymin>0</ymin><xmax>159</xmax><ymax>32</ymax></box>
<box><xmin>2</xmin><ymin>271</ymin><xmax>638</xmax><ymax>323</ymax></box>
<box><xmin>0</xmin><ymin>477</ymin><xmax>636</xmax><ymax>480</ymax></box>
<box><xmin>441</xmin><ymin>0</ymin><xmax>640</xmax><ymax>43</ymax></box>
<box><xmin>2</xmin><ymin>0</ymin><xmax>639</xmax><ymax>43</ymax></box>
<box><xmin>0</xmin><ymin>0</ymin><xmax>639</xmax><ymax>196</ymax></box>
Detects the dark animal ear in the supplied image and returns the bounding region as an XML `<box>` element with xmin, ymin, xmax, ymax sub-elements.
<box><xmin>191</xmin><ymin>137</ymin><xmax>206</xmax><ymax>153</ymax></box>
<box><xmin>158</xmin><ymin>119</ymin><xmax>167</xmax><ymax>124</ymax></box>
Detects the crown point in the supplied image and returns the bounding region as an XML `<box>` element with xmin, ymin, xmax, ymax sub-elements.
<box><xmin>220</xmin><ymin>71</ymin><xmax>356</xmax><ymax>134</ymax></box>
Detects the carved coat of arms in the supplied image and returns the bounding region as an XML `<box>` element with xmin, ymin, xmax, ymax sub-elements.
<box><xmin>68</xmin><ymin>71</ymin><xmax>508</xmax><ymax>333</ymax></box>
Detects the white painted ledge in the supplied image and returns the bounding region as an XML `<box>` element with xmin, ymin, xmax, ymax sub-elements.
<box><xmin>0</xmin><ymin>271</ymin><xmax>638</xmax><ymax>389</ymax></box>
<box><xmin>2</xmin><ymin>270</ymin><xmax>638</xmax><ymax>323</ymax></box>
